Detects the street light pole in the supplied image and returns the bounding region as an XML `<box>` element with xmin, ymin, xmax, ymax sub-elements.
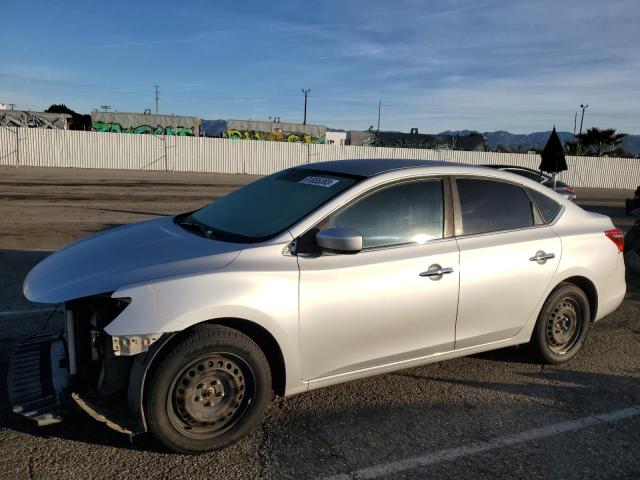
<box><xmin>377</xmin><ymin>100</ymin><xmax>382</xmax><ymax>132</ymax></box>
<box><xmin>301</xmin><ymin>89</ymin><xmax>311</xmax><ymax>125</ymax></box>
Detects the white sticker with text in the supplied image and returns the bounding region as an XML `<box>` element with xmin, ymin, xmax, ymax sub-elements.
<box><xmin>298</xmin><ymin>176</ymin><xmax>340</xmax><ymax>188</ymax></box>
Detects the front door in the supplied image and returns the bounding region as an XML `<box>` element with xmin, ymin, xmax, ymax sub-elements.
<box><xmin>297</xmin><ymin>178</ymin><xmax>460</xmax><ymax>381</ymax></box>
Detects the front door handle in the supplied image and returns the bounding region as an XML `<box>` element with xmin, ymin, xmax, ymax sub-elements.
<box><xmin>530</xmin><ymin>251</ymin><xmax>555</xmax><ymax>264</ymax></box>
<box><xmin>419</xmin><ymin>264</ymin><xmax>454</xmax><ymax>280</ymax></box>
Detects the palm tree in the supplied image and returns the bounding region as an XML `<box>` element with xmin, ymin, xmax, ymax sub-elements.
<box><xmin>577</xmin><ymin>128</ymin><xmax>627</xmax><ymax>156</ymax></box>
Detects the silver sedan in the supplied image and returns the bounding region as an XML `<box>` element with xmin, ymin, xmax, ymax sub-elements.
<box><xmin>13</xmin><ymin>159</ymin><xmax>626</xmax><ymax>453</ymax></box>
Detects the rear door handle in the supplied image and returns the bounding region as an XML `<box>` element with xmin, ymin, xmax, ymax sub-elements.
<box><xmin>530</xmin><ymin>251</ymin><xmax>555</xmax><ymax>264</ymax></box>
<box><xmin>420</xmin><ymin>264</ymin><xmax>454</xmax><ymax>280</ymax></box>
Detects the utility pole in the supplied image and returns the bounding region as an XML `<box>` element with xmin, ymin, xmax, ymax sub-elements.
<box><xmin>578</xmin><ymin>104</ymin><xmax>588</xmax><ymax>155</ymax></box>
<box><xmin>8</xmin><ymin>103</ymin><xmax>16</xmax><ymax>110</ymax></box>
<box><xmin>573</xmin><ymin>111</ymin><xmax>577</xmax><ymax>137</ymax></box>
<box><xmin>155</xmin><ymin>85</ymin><xmax>159</xmax><ymax>114</ymax></box>
<box><xmin>377</xmin><ymin>100</ymin><xmax>382</xmax><ymax>132</ymax></box>
<box><xmin>301</xmin><ymin>88</ymin><xmax>311</xmax><ymax>125</ymax></box>
<box><xmin>578</xmin><ymin>104</ymin><xmax>588</xmax><ymax>136</ymax></box>
<box><xmin>99</xmin><ymin>105</ymin><xmax>112</xmax><ymax>112</ymax></box>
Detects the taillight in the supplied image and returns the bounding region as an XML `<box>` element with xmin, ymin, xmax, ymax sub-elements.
<box><xmin>563</xmin><ymin>186</ymin><xmax>575</xmax><ymax>194</ymax></box>
<box><xmin>604</xmin><ymin>228</ymin><xmax>624</xmax><ymax>253</ymax></box>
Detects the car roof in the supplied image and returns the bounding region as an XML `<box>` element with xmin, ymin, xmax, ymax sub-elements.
<box><xmin>300</xmin><ymin>158</ymin><xmax>471</xmax><ymax>178</ymax></box>
<box><xmin>482</xmin><ymin>164</ymin><xmax>542</xmax><ymax>173</ymax></box>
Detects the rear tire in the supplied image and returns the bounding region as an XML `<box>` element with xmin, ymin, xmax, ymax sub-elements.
<box><xmin>144</xmin><ymin>324</ymin><xmax>271</xmax><ymax>454</ymax></box>
<box><xmin>530</xmin><ymin>283</ymin><xmax>591</xmax><ymax>364</ymax></box>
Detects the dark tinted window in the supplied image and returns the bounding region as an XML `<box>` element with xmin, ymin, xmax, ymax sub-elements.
<box><xmin>457</xmin><ymin>179</ymin><xmax>534</xmax><ymax>235</ymax></box>
<box><xmin>326</xmin><ymin>180</ymin><xmax>444</xmax><ymax>248</ymax></box>
<box><xmin>528</xmin><ymin>188</ymin><xmax>561</xmax><ymax>222</ymax></box>
<box><xmin>190</xmin><ymin>169</ymin><xmax>359</xmax><ymax>241</ymax></box>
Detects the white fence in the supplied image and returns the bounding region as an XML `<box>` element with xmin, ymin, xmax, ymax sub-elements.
<box><xmin>1</xmin><ymin>127</ymin><xmax>639</xmax><ymax>189</ymax></box>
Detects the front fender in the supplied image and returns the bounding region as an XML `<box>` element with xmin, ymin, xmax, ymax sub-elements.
<box><xmin>105</xmin><ymin>256</ymin><xmax>304</xmax><ymax>394</ymax></box>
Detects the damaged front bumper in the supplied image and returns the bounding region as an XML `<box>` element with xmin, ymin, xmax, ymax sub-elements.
<box><xmin>7</xmin><ymin>300</ymin><xmax>167</xmax><ymax>436</ymax></box>
<box><xmin>8</xmin><ymin>332</ymin><xmax>69</xmax><ymax>426</ymax></box>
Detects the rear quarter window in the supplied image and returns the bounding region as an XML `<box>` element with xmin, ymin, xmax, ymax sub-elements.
<box><xmin>528</xmin><ymin>188</ymin><xmax>562</xmax><ymax>223</ymax></box>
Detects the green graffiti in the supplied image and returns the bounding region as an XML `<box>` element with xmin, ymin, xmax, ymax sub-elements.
<box><xmin>92</xmin><ymin>121</ymin><xmax>194</xmax><ymax>136</ymax></box>
<box><xmin>132</xmin><ymin>125</ymin><xmax>154</xmax><ymax>135</ymax></box>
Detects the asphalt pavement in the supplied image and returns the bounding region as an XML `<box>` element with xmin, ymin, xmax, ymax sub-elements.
<box><xmin>0</xmin><ymin>166</ymin><xmax>638</xmax><ymax>480</ymax></box>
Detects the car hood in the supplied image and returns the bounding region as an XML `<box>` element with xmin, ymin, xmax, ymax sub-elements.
<box><xmin>24</xmin><ymin>216</ymin><xmax>245</xmax><ymax>303</ymax></box>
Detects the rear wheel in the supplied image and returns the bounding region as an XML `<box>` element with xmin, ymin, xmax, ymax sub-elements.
<box><xmin>530</xmin><ymin>283</ymin><xmax>591</xmax><ymax>364</ymax></box>
<box><xmin>145</xmin><ymin>325</ymin><xmax>271</xmax><ymax>454</ymax></box>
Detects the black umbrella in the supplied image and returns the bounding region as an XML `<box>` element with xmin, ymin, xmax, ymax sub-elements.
<box><xmin>539</xmin><ymin>126</ymin><xmax>567</xmax><ymax>174</ymax></box>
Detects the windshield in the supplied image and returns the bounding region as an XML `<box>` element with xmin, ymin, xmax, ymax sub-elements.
<box><xmin>184</xmin><ymin>169</ymin><xmax>361</xmax><ymax>242</ymax></box>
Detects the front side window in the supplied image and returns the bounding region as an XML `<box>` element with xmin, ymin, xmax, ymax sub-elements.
<box><xmin>457</xmin><ymin>178</ymin><xmax>534</xmax><ymax>235</ymax></box>
<box><xmin>187</xmin><ymin>168</ymin><xmax>361</xmax><ymax>242</ymax></box>
<box><xmin>323</xmin><ymin>179</ymin><xmax>444</xmax><ymax>249</ymax></box>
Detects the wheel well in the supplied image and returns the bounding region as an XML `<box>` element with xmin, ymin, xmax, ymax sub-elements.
<box><xmin>561</xmin><ymin>276</ymin><xmax>598</xmax><ymax>322</ymax></box>
<box><xmin>205</xmin><ymin>318</ymin><xmax>287</xmax><ymax>396</ymax></box>
<box><xmin>132</xmin><ymin>318</ymin><xmax>286</xmax><ymax>433</ymax></box>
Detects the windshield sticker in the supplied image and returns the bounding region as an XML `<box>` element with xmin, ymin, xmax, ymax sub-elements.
<box><xmin>298</xmin><ymin>176</ymin><xmax>340</xmax><ymax>188</ymax></box>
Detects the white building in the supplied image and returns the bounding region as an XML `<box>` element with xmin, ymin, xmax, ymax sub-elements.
<box><xmin>326</xmin><ymin>130</ymin><xmax>347</xmax><ymax>145</ymax></box>
<box><xmin>0</xmin><ymin>103</ymin><xmax>6</xmax><ymax>111</ymax></box>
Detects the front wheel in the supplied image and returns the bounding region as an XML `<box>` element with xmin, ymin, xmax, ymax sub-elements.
<box><xmin>144</xmin><ymin>325</ymin><xmax>271</xmax><ymax>454</ymax></box>
<box><xmin>530</xmin><ymin>283</ymin><xmax>591</xmax><ymax>364</ymax></box>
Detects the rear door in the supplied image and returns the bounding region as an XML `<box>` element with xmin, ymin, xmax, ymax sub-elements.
<box><xmin>453</xmin><ymin>177</ymin><xmax>561</xmax><ymax>349</ymax></box>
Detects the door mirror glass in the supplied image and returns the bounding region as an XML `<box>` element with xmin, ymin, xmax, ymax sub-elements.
<box><xmin>316</xmin><ymin>228</ymin><xmax>363</xmax><ymax>254</ymax></box>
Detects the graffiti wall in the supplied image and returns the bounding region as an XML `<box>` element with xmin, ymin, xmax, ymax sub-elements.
<box><xmin>363</xmin><ymin>132</ymin><xmax>485</xmax><ymax>151</ymax></box>
<box><xmin>92</xmin><ymin>121</ymin><xmax>195</xmax><ymax>136</ymax></box>
<box><xmin>222</xmin><ymin>119</ymin><xmax>326</xmax><ymax>144</ymax></box>
<box><xmin>90</xmin><ymin>112</ymin><xmax>200</xmax><ymax>136</ymax></box>
<box><xmin>223</xmin><ymin>128</ymin><xmax>323</xmax><ymax>143</ymax></box>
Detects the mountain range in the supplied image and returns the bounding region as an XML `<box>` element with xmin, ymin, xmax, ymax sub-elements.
<box><xmin>439</xmin><ymin>130</ymin><xmax>640</xmax><ymax>155</ymax></box>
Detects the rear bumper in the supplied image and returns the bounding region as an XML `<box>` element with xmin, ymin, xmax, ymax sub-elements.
<box><xmin>7</xmin><ymin>333</ymin><xmax>69</xmax><ymax>426</ymax></box>
<box><xmin>594</xmin><ymin>253</ymin><xmax>627</xmax><ymax>321</ymax></box>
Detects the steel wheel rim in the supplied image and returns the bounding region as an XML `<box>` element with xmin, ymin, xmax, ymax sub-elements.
<box><xmin>545</xmin><ymin>297</ymin><xmax>583</xmax><ymax>354</ymax></box>
<box><xmin>166</xmin><ymin>353</ymin><xmax>255</xmax><ymax>439</ymax></box>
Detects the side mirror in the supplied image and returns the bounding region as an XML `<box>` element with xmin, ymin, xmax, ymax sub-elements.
<box><xmin>316</xmin><ymin>227</ymin><xmax>363</xmax><ymax>254</ymax></box>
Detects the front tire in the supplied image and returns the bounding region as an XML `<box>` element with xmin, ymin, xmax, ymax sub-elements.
<box><xmin>145</xmin><ymin>325</ymin><xmax>271</xmax><ymax>454</ymax></box>
<box><xmin>530</xmin><ymin>283</ymin><xmax>591</xmax><ymax>364</ymax></box>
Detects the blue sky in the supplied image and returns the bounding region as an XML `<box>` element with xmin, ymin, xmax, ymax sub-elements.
<box><xmin>1</xmin><ymin>0</ymin><xmax>639</xmax><ymax>133</ymax></box>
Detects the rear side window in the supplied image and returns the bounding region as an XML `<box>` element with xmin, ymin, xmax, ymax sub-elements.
<box><xmin>528</xmin><ymin>188</ymin><xmax>561</xmax><ymax>223</ymax></box>
<box><xmin>457</xmin><ymin>178</ymin><xmax>534</xmax><ymax>235</ymax></box>
<box><xmin>326</xmin><ymin>179</ymin><xmax>444</xmax><ymax>248</ymax></box>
